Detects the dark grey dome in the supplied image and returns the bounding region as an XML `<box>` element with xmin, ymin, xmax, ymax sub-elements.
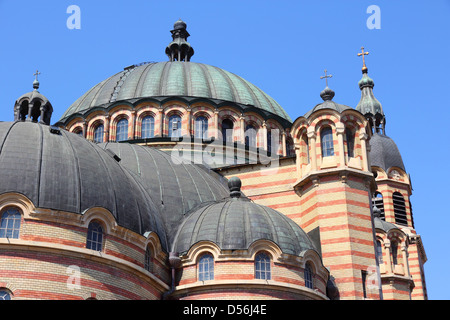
<box><xmin>172</xmin><ymin>196</ymin><xmax>318</xmax><ymax>256</ymax></box>
<box><xmin>369</xmin><ymin>133</ymin><xmax>405</xmax><ymax>171</ymax></box>
<box><xmin>98</xmin><ymin>142</ymin><xmax>230</xmax><ymax>246</ymax></box>
<box><xmin>304</xmin><ymin>87</ymin><xmax>351</xmax><ymax>118</ymax></box>
<box><xmin>0</xmin><ymin>121</ymin><xmax>168</xmax><ymax>250</ymax></box>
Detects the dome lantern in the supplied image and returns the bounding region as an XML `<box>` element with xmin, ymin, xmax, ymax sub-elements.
<box><xmin>14</xmin><ymin>70</ymin><xmax>53</xmax><ymax>125</ymax></box>
<box><xmin>165</xmin><ymin>19</ymin><xmax>194</xmax><ymax>62</ymax></box>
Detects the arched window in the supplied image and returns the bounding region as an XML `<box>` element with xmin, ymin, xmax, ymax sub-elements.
<box><xmin>86</xmin><ymin>221</ymin><xmax>104</xmax><ymax>252</ymax></box>
<box><xmin>0</xmin><ymin>290</ymin><xmax>11</xmax><ymax>300</ymax></box>
<box><xmin>376</xmin><ymin>240</ymin><xmax>384</xmax><ymax>264</ymax></box>
<box><xmin>0</xmin><ymin>207</ymin><xmax>21</xmax><ymax>239</ymax></box>
<box><xmin>393</xmin><ymin>192</ymin><xmax>407</xmax><ymax>226</ymax></box>
<box><xmin>222</xmin><ymin>119</ymin><xmax>234</xmax><ymax>143</ymax></box>
<box><xmin>116</xmin><ymin>118</ymin><xmax>128</xmax><ymax>142</ymax></box>
<box><xmin>255</xmin><ymin>252</ymin><xmax>271</xmax><ymax>280</ymax></box>
<box><xmin>302</xmin><ymin>133</ymin><xmax>310</xmax><ymax>164</ymax></box>
<box><xmin>372</xmin><ymin>192</ymin><xmax>385</xmax><ymax>220</ymax></box>
<box><xmin>245</xmin><ymin>124</ymin><xmax>257</xmax><ymax>148</ymax></box>
<box><xmin>267</xmin><ymin>130</ymin><xmax>272</xmax><ymax>153</ymax></box>
<box><xmin>304</xmin><ymin>262</ymin><xmax>314</xmax><ymax>289</ymax></box>
<box><xmin>198</xmin><ymin>253</ymin><xmax>214</xmax><ymax>281</ymax></box>
<box><xmin>195</xmin><ymin>116</ymin><xmax>208</xmax><ymax>139</ymax></box>
<box><xmin>391</xmin><ymin>241</ymin><xmax>398</xmax><ymax>265</ymax></box>
<box><xmin>169</xmin><ymin>115</ymin><xmax>182</xmax><ymax>138</ymax></box>
<box><xmin>144</xmin><ymin>246</ymin><xmax>152</xmax><ymax>272</ymax></box>
<box><xmin>93</xmin><ymin>124</ymin><xmax>104</xmax><ymax>143</ymax></box>
<box><xmin>141</xmin><ymin>116</ymin><xmax>154</xmax><ymax>139</ymax></box>
<box><xmin>345</xmin><ymin>128</ymin><xmax>355</xmax><ymax>158</ymax></box>
<box><xmin>320</xmin><ymin>127</ymin><xmax>334</xmax><ymax>157</ymax></box>
<box><xmin>73</xmin><ymin>127</ymin><xmax>83</xmax><ymax>136</ymax></box>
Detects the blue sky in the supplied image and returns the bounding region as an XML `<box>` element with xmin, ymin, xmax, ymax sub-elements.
<box><xmin>0</xmin><ymin>0</ymin><xmax>449</xmax><ymax>299</ymax></box>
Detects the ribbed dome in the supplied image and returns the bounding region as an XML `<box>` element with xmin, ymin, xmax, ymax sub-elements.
<box><xmin>0</xmin><ymin>121</ymin><xmax>168</xmax><ymax>250</ymax></box>
<box><xmin>172</xmin><ymin>196</ymin><xmax>317</xmax><ymax>256</ymax></box>
<box><xmin>369</xmin><ymin>133</ymin><xmax>405</xmax><ymax>171</ymax></box>
<box><xmin>59</xmin><ymin>61</ymin><xmax>291</xmax><ymax>122</ymax></box>
<box><xmin>98</xmin><ymin>142</ymin><xmax>230</xmax><ymax>246</ymax></box>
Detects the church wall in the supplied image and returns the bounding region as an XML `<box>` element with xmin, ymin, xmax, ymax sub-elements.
<box><xmin>217</xmin><ymin>159</ymin><xmax>380</xmax><ymax>300</ymax></box>
<box><xmin>174</xmin><ymin>259</ymin><xmax>327</xmax><ymax>300</ymax></box>
<box><xmin>0</xmin><ymin>203</ymin><xmax>170</xmax><ymax>300</ymax></box>
<box><xmin>408</xmin><ymin>242</ymin><xmax>427</xmax><ymax>299</ymax></box>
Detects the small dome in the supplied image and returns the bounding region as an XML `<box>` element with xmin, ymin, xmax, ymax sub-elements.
<box><xmin>173</xmin><ymin>19</ymin><xmax>187</xmax><ymax>30</ymax></box>
<box><xmin>304</xmin><ymin>87</ymin><xmax>351</xmax><ymax>118</ymax></box>
<box><xmin>369</xmin><ymin>133</ymin><xmax>405</xmax><ymax>171</ymax></box>
<box><xmin>172</xmin><ymin>190</ymin><xmax>318</xmax><ymax>256</ymax></box>
<box><xmin>0</xmin><ymin>121</ymin><xmax>168</xmax><ymax>250</ymax></box>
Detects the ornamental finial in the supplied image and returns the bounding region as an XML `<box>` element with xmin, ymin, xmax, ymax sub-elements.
<box><xmin>357</xmin><ymin>47</ymin><xmax>369</xmax><ymax>72</ymax></box>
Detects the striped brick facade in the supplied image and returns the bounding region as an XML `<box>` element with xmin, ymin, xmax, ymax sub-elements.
<box><xmin>0</xmin><ymin>193</ymin><xmax>169</xmax><ymax>300</ymax></box>
<box><xmin>172</xmin><ymin>241</ymin><xmax>329</xmax><ymax>300</ymax></box>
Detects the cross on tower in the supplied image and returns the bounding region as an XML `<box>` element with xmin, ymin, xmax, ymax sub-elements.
<box><xmin>33</xmin><ymin>70</ymin><xmax>41</xmax><ymax>81</ymax></box>
<box><xmin>357</xmin><ymin>47</ymin><xmax>369</xmax><ymax>69</ymax></box>
<box><xmin>320</xmin><ymin>69</ymin><xmax>332</xmax><ymax>87</ymax></box>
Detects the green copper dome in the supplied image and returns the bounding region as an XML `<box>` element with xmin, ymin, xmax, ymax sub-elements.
<box><xmin>59</xmin><ymin>61</ymin><xmax>291</xmax><ymax>123</ymax></box>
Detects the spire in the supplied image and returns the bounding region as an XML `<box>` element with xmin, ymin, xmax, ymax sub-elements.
<box><xmin>319</xmin><ymin>69</ymin><xmax>335</xmax><ymax>101</ymax></box>
<box><xmin>355</xmin><ymin>47</ymin><xmax>385</xmax><ymax>134</ymax></box>
<box><xmin>165</xmin><ymin>19</ymin><xmax>194</xmax><ymax>62</ymax></box>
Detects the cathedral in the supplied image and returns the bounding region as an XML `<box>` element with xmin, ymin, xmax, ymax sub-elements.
<box><xmin>0</xmin><ymin>20</ymin><xmax>427</xmax><ymax>300</ymax></box>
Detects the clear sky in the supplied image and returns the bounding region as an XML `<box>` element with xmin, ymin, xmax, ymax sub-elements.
<box><xmin>0</xmin><ymin>0</ymin><xmax>449</xmax><ymax>300</ymax></box>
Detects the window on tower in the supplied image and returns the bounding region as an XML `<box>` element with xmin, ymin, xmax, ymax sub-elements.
<box><xmin>255</xmin><ymin>252</ymin><xmax>271</xmax><ymax>280</ymax></box>
<box><xmin>320</xmin><ymin>126</ymin><xmax>334</xmax><ymax>157</ymax></box>
<box><xmin>393</xmin><ymin>192</ymin><xmax>407</xmax><ymax>226</ymax></box>
<box><xmin>0</xmin><ymin>207</ymin><xmax>22</xmax><ymax>239</ymax></box>
<box><xmin>198</xmin><ymin>253</ymin><xmax>214</xmax><ymax>281</ymax></box>
<box><xmin>86</xmin><ymin>221</ymin><xmax>104</xmax><ymax>252</ymax></box>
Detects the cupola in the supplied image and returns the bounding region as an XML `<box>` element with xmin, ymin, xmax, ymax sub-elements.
<box><xmin>14</xmin><ymin>70</ymin><xmax>53</xmax><ymax>125</ymax></box>
<box><xmin>355</xmin><ymin>47</ymin><xmax>385</xmax><ymax>134</ymax></box>
<box><xmin>165</xmin><ymin>19</ymin><xmax>194</xmax><ymax>62</ymax></box>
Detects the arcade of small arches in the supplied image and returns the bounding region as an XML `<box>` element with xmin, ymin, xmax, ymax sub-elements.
<box><xmin>291</xmin><ymin>109</ymin><xmax>371</xmax><ymax>180</ymax></box>
<box><xmin>61</xmin><ymin>100</ymin><xmax>295</xmax><ymax>156</ymax></box>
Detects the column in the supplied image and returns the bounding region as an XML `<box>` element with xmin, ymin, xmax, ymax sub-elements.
<box><xmin>262</xmin><ymin>122</ymin><xmax>268</xmax><ymax>151</ymax></box>
<box><xmin>186</xmin><ymin>107</ymin><xmax>191</xmax><ymax>137</ymax></box>
<box><xmin>336</xmin><ymin>123</ymin><xmax>346</xmax><ymax>167</ymax></box>
<box><xmin>104</xmin><ymin>115</ymin><xmax>110</xmax><ymax>142</ymax></box>
<box><xmin>281</xmin><ymin>131</ymin><xmax>287</xmax><ymax>157</ymax></box>
<box><xmin>307</xmin><ymin>128</ymin><xmax>317</xmax><ymax>171</ymax></box>
<box><xmin>82</xmin><ymin>120</ymin><xmax>87</xmax><ymax>138</ymax></box>
<box><xmin>130</xmin><ymin>110</ymin><xmax>136</xmax><ymax>140</ymax></box>
<box><xmin>239</xmin><ymin>115</ymin><xmax>245</xmax><ymax>145</ymax></box>
<box><xmin>359</xmin><ymin>132</ymin><xmax>369</xmax><ymax>171</ymax></box>
<box><xmin>213</xmin><ymin>109</ymin><xmax>219</xmax><ymax>140</ymax></box>
<box><xmin>158</xmin><ymin>107</ymin><xmax>164</xmax><ymax>137</ymax></box>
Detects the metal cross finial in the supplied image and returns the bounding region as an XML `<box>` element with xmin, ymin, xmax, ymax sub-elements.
<box><xmin>320</xmin><ymin>69</ymin><xmax>332</xmax><ymax>87</ymax></box>
<box><xmin>33</xmin><ymin>70</ymin><xmax>41</xmax><ymax>81</ymax></box>
<box><xmin>358</xmin><ymin>47</ymin><xmax>369</xmax><ymax>69</ymax></box>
